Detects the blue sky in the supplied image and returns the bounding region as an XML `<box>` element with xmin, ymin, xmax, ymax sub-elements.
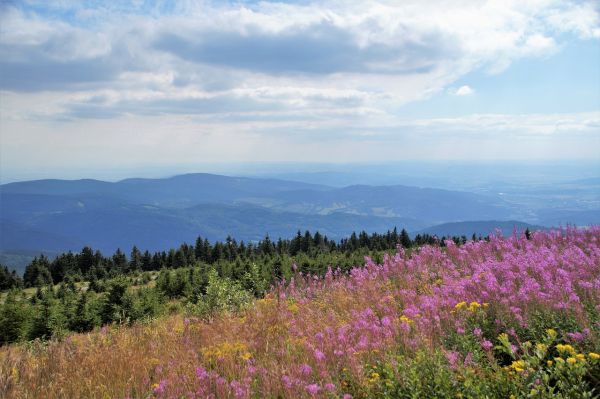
<box><xmin>0</xmin><ymin>0</ymin><xmax>599</xmax><ymax>181</ymax></box>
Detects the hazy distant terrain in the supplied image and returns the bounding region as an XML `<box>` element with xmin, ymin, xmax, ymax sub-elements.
<box><xmin>1</xmin><ymin>171</ymin><xmax>598</xmax><ymax>270</ymax></box>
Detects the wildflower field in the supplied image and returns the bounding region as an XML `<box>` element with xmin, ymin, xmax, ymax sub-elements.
<box><xmin>1</xmin><ymin>228</ymin><xmax>599</xmax><ymax>398</ymax></box>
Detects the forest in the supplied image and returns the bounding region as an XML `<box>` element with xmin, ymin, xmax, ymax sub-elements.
<box><xmin>1</xmin><ymin>227</ymin><xmax>474</xmax><ymax>345</ymax></box>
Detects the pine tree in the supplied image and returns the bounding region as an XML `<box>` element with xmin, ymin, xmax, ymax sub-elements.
<box><xmin>129</xmin><ymin>246</ymin><xmax>143</xmax><ymax>272</ymax></box>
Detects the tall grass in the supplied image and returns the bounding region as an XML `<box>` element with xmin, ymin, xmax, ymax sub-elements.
<box><xmin>2</xmin><ymin>227</ymin><xmax>599</xmax><ymax>398</ymax></box>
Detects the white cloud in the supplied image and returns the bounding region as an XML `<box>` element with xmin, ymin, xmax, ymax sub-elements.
<box><xmin>1</xmin><ymin>1</ymin><xmax>598</xmax><ymax>108</ymax></box>
<box><xmin>0</xmin><ymin>0</ymin><xmax>599</xmax><ymax>173</ymax></box>
<box><xmin>454</xmin><ymin>85</ymin><xmax>474</xmax><ymax>96</ymax></box>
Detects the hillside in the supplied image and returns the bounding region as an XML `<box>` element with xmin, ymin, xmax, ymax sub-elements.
<box><xmin>0</xmin><ymin>174</ymin><xmax>512</xmax><ymax>258</ymax></box>
<box><xmin>1</xmin><ymin>228</ymin><xmax>599</xmax><ymax>398</ymax></box>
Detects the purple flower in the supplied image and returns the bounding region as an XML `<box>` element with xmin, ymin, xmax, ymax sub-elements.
<box><xmin>196</xmin><ymin>367</ymin><xmax>208</xmax><ymax>380</ymax></box>
<box><xmin>445</xmin><ymin>351</ymin><xmax>460</xmax><ymax>369</ymax></box>
<box><xmin>300</xmin><ymin>364</ymin><xmax>312</xmax><ymax>376</ymax></box>
<box><xmin>314</xmin><ymin>348</ymin><xmax>326</xmax><ymax>362</ymax></box>
<box><xmin>481</xmin><ymin>340</ymin><xmax>493</xmax><ymax>351</ymax></box>
<box><xmin>153</xmin><ymin>380</ymin><xmax>167</xmax><ymax>394</ymax></box>
<box><xmin>305</xmin><ymin>384</ymin><xmax>320</xmax><ymax>395</ymax></box>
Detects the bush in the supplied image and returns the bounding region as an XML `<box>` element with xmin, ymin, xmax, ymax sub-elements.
<box><xmin>187</xmin><ymin>269</ymin><xmax>252</xmax><ymax>319</ymax></box>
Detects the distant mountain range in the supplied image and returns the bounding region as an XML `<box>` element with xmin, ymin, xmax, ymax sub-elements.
<box><xmin>0</xmin><ymin>173</ymin><xmax>596</xmax><ymax>270</ymax></box>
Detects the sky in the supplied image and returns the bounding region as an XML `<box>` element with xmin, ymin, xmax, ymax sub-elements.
<box><xmin>0</xmin><ymin>0</ymin><xmax>599</xmax><ymax>182</ymax></box>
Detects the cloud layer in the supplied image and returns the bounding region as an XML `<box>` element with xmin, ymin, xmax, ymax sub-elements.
<box><xmin>0</xmin><ymin>0</ymin><xmax>599</xmax><ymax>174</ymax></box>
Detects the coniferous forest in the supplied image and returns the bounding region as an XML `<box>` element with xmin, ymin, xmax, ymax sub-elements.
<box><xmin>1</xmin><ymin>228</ymin><xmax>452</xmax><ymax>345</ymax></box>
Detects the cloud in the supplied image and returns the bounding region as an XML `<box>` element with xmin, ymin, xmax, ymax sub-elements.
<box><xmin>0</xmin><ymin>0</ymin><xmax>598</xmax><ymax>171</ymax></box>
<box><xmin>1</xmin><ymin>1</ymin><xmax>598</xmax><ymax>105</ymax></box>
<box><xmin>454</xmin><ymin>85</ymin><xmax>474</xmax><ymax>96</ymax></box>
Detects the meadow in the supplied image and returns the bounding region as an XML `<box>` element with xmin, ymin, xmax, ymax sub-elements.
<box><xmin>1</xmin><ymin>228</ymin><xmax>599</xmax><ymax>398</ymax></box>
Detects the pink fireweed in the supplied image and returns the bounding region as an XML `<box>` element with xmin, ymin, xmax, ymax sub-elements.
<box><xmin>4</xmin><ymin>227</ymin><xmax>597</xmax><ymax>399</ymax></box>
<box><xmin>144</xmin><ymin>227</ymin><xmax>600</xmax><ymax>398</ymax></box>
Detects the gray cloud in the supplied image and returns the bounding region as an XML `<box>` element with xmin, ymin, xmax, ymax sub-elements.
<box><xmin>154</xmin><ymin>21</ymin><xmax>452</xmax><ymax>75</ymax></box>
<box><xmin>0</xmin><ymin>58</ymin><xmax>117</xmax><ymax>92</ymax></box>
<box><xmin>59</xmin><ymin>94</ymin><xmax>288</xmax><ymax>120</ymax></box>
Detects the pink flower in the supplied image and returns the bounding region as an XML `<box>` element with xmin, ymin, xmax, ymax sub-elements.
<box><xmin>445</xmin><ymin>351</ymin><xmax>460</xmax><ymax>369</ymax></box>
<box><xmin>300</xmin><ymin>364</ymin><xmax>312</xmax><ymax>376</ymax></box>
<box><xmin>305</xmin><ymin>384</ymin><xmax>320</xmax><ymax>395</ymax></box>
<box><xmin>481</xmin><ymin>340</ymin><xmax>493</xmax><ymax>351</ymax></box>
<box><xmin>153</xmin><ymin>380</ymin><xmax>167</xmax><ymax>394</ymax></box>
<box><xmin>196</xmin><ymin>367</ymin><xmax>208</xmax><ymax>380</ymax></box>
<box><xmin>314</xmin><ymin>349</ymin><xmax>326</xmax><ymax>362</ymax></box>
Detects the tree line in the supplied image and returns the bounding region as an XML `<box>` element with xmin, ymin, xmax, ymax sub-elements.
<box><xmin>1</xmin><ymin>228</ymin><xmax>474</xmax><ymax>345</ymax></box>
<box><xmin>16</xmin><ymin>227</ymin><xmax>437</xmax><ymax>289</ymax></box>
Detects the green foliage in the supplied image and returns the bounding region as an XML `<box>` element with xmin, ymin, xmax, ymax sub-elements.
<box><xmin>28</xmin><ymin>287</ymin><xmax>68</xmax><ymax>340</ymax></box>
<box><xmin>0</xmin><ymin>265</ymin><xmax>23</xmax><ymax>290</ymax></box>
<box><xmin>0</xmin><ymin>228</ymin><xmax>466</xmax><ymax>346</ymax></box>
<box><xmin>187</xmin><ymin>269</ymin><xmax>252</xmax><ymax>319</ymax></box>
<box><xmin>0</xmin><ymin>290</ymin><xmax>31</xmax><ymax>344</ymax></box>
<box><xmin>23</xmin><ymin>256</ymin><xmax>53</xmax><ymax>287</ymax></box>
<box><xmin>71</xmin><ymin>292</ymin><xmax>102</xmax><ymax>332</ymax></box>
<box><xmin>358</xmin><ymin>329</ymin><xmax>599</xmax><ymax>399</ymax></box>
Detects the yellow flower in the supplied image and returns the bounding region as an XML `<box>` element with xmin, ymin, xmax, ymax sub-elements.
<box><xmin>588</xmin><ymin>352</ymin><xmax>600</xmax><ymax>360</ymax></box>
<box><xmin>287</xmin><ymin>303</ymin><xmax>299</xmax><ymax>313</ymax></box>
<box><xmin>368</xmin><ymin>372</ymin><xmax>380</xmax><ymax>384</ymax></box>
<box><xmin>467</xmin><ymin>301</ymin><xmax>481</xmax><ymax>312</ymax></box>
<box><xmin>509</xmin><ymin>360</ymin><xmax>526</xmax><ymax>372</ymax></box>
<box><xmin>240</xmin><ymin>352</ymin><xmax>252</xmax><ymax>361</ymax></box>
<box><xmin>556</xmin><ymin>344</ymin><xmax>575</xmax><ymax>354</ymax></box>
<box><xmin>576</xmin><ymin>353</ymin><xmax>585</xmax><ymax>361</ymax></box>
<box><xmin>554</xmin><ymin>357</ymin><xmax>565</xmax><ymax>364</ymax></box>
<box><xmin>546</xmin><ymin>329</ymin><xmax>557</xmax><ymax>338</ymax></box>
<box><xmin>567</xmin><ymin>357</ymin><xmax>577</xmax><ymax>365</ymax></box>
<box><xmin>399</xmin><ymin>315</ymin><xmax>413</xmax><ymax>324</ymax></box>
<box><xmin>547</xmin><ymin>360</ymin><xmax>553</xmax><ymax>367</ymax></box>
<box><xmin>454</xmin><ymin>301</ymin><xmax>467</xmax><ymax>310</ymax></box>
<box><xmin>536</xmin><ymin>343</ymin><xmax>547</xmax><ymax>352</ymax></box>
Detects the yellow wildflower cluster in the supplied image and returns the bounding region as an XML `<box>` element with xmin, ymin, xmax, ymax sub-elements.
<box><xmin>454</xmin><ymin>301</ymin><xmax>488</xmax><ymax>312</ymax></box>
<box><xmin>551</xmin><ymin>344</ymin><xmax>594</xmax><ymax>367</ymax></box>
<box><xmin>399</xmin><ymin>315</ymin><xmax>414</xmax><ymax>324</ymax></box>
<box><xmin>201</xmin><ymin>341</ymin><xmax>251</xmax><ymax>362</ymax></box>
<box><xmin>555</xmin><ymin>344</ymin><xmax>575</xmax><ymax>354</ymax></box>
<box><xmin>286</xmin><ymin>301</ymin><xmax>299</xmax><ymax>314</ymax></box>
<box><xmin>368</xmin><ymin>372</ymin><xmax>380</xmax><ymax>384</ymax></box>
<box><xmin>509</xmin><ymin>360</ymin><xmax>526</xmax><ymax>373</ymax></box>
<box><xmin>535</xmin><ymin>343</ymin><xmax>547</xmax><ymax>352</ymax></box>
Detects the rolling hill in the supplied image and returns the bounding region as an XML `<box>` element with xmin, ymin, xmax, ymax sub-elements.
<box><xmin>0</xmin><ymin>173</ymin><xmax>576</xmax><ymax>271</ymax></box>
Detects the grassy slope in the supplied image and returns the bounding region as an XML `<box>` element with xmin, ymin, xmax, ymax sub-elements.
<box><xmin>1</xmin><ymin>229</ymin><xmax>599</xmax><ymax>398</ymax></box>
